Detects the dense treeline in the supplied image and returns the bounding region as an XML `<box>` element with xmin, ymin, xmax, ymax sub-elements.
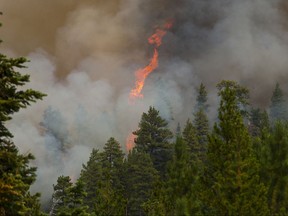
<box><xmin>2</xmin><ymin>24</ymin><xmax>288</xmax><ymax>216</ymax></box>
<box><xmin>46</xmin><ymin>80</ymin><xmax>288</xmax><ymax>216</ymax></box>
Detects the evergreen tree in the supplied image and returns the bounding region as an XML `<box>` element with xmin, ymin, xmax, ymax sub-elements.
<box><xmin>196</xmin><ymin>83</ymin><xmax>208</xmax><ymax>111</ymax></box>
<box><xmin>123</xmin><ymin>149</ymin><xmax>159</xmax><ymax>216</ymax></box>
<box><xmin>249</xmin><ymin>108</ymin><xmax>269</xmax><ymax>137</ymax></box>
<box><xmin>182</xmin><ymin>119</ymin><xmax>199</xmax><ymax>163</ymax></box>
<box><xmin>50</xmin><ymin>176</ymin><xmax>89</xmax><ymax>216</ymax></box>
<box><xmin>201</xmin><ymin>80</ymin><xmax>269</xmax><ymax>215</ymax></box>
<box><xmin>166</xmin><ymin>137</ymin><xmax>200</xmax><ymax>215</ymax></box>
<box><xmin>194</xmin><ymin>83</ymin><xmax>209</xmax><ymax>163</ymax></box>
<box><xmin>133</xmin><ymin>106</ymin><xmax>173</xmax><ymax>177</ymax></box>
<box><xmin>175</xmin><ymin>122</ymin><xmax>181</xmax><ymax>138</ymax></box>
<box><xmin>193</xmin><ymin>110</ymin><xmax>209</xmax><ymax>163</ymax></box>
<box><xmin>79</xmin><ymin>149</ymin><xmax>102</xmax><ymax>211</ymax></box>
<box><xmin>80</xmin><ymin>138</ymin><xmax>126</xmax><ymax>215</ymax></box>
<box><xmin>260</xmin><ymin>122</ymin><xmax>288</xmax><ymax>214</ymax></box>
<box><xmin>97</xmin><ymin>137</ymin><xmax>126</xmax><ymax>215</ymax></box>
<box><xmin>270</xmin><ymin>83</ymin><xmax>287</xmax><ymax>122</ymax></box>
<box><xmin>0</xmin><ymin>22</ymin><xmax>45</xmax><ymax>215</ymax></box>
<box><xmin>100</xmin><ymin>137</ymin><xmax>124</xmax><ymax>191</ymax></box>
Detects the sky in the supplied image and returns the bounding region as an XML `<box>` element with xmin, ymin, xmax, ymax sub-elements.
<box><xmin>1</xmin><ymin>0</ymin><xmax>288</xmax><ymax>204</ymax></box>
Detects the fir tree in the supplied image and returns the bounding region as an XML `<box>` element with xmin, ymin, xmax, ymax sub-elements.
<box><xmin>194</xmin><ymin>83</ymin><xmax>209</xmax><ymax>163</ymax></box>
<box><xmin>0</xmin><ymin>21</ymin><xmax>45</xmax><ymax>215</ymax></box>
<box><xmin>123</xmin><ymin>149</ymin><xmax>159</xmax><ymax>216</ymax></box>
<box><xmin>166</xmin><ymin>137</ymin><xmax>200</xmax><ymax>215</ymax></box>
<box><xmin>50</xmin><ymin>176</ymin><xmax>89</xmax><ymax>216</ymax></box>
<box><xmin>79</xmin><ymin>149</ymin><xmax>103</xmax><ymax>211</ymax></box>
<box><xmin>97</xmin><ymin>137</ymin><xmax>126</xmax><ymax>215</ymax></box>
<box><xmin>270</xmin><ymin>83</ymin><xmax>287</xmax><ymax>122</ymax></box>
<box><xmin>182</xmin><ymin>119</ymin><xmax>199</xmax><ymax>163</ymax></box>
<box><xmin>196</xmin><ymin>83</ymin><xmax>208</xmax><ymax>111</ymax></box>
<box><xmin>201</xmin><ymin>80</ymin><xmax>269</xmax><ymax>215</ymax></box>
<box><xmin>193</xmin><ymin>110</ymin><xmax>209</xmax><ymax>163</ymax></box>
<box><xmin>133</xmin><ymin>106</ymin><xmax>173</xmax><ymax>177</ymax></box>
<box><xmin>249</xmin><ymin>108</ymin><xmax>269</xmax><ymax>137</ymax></box>
<box><xmin>80</xmin><ymin>138</ymin><xmax>126</xmax><ymax>215</ymax></box>
<box><xmin>260</xmin><ymin>122</ymin><xmax>288</xmax><ymax>214</ymax></box>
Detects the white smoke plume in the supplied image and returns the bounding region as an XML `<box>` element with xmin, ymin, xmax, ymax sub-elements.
<box><xmin>1</xmin><ymin>0</ymin><xmax>288</xmax><ymax>205</ymax></box>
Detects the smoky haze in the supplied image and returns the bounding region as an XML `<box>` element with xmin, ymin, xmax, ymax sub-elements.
<box><xmin>1</xmin><ymin>0</ymin><xmax>288</xmax><ymax>205</ymax></box>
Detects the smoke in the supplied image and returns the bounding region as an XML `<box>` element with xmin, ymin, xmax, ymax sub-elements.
<box><xmin>2</xmin><ymin>0</ymin><xmax>288</xmax><ymax>205</ymax></box>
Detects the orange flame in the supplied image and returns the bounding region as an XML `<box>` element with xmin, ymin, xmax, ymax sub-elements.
<box><xmin>126</xmin><ymin>133</ymin><xmax>136</xmax><ymax>152</ymax></box>
<box><xmin>129</xmin><ymin>21</ymin><xmax>173</xmax><ymax>101</ymax></box>
<box><xmin>126</xmin><ymin>20</ymin><xmax>173</xmax><ymax>152</ymax></box>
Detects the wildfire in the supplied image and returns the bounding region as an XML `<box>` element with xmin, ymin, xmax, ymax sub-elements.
<box><xmin>126</xmin><ymin>133</ymin><xmax>136</xmax><ymax>152</ymax></box>
<box><xmin>126</xmin><ymin>20</ymin><xmax>173</xmax><ymax>152</ymax></box>
<box><xmin>129</xmin><ymin>21</ymin><xmax>173</xmax><ymax>101</ymax></box>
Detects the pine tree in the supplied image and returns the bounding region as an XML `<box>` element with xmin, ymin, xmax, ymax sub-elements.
<box><xmin>194</xmin><ymin>83</ymin><xmax>209</xmax><ymax>163</ymax></box>
<box><xmin>182</xmin><ymin>119</ymin><xmax>199</xmax><ymax>163</ymax></box>
<box><xmin>79</xmin><ymin>149</ymin><xmax>103</xmax><ymax>211</ymax></box>
<box><xmin>196</xmin><ymin>83</ymin><xmax>208</xmax><ymax>111</ymax></box>
<box><xmin>165</xmin><ymin>137</ymin><xmax>200</xmax><ymax>215</ymax></box>
<box><xmin>123</xmin><ymin>149</ymin><xmax>159</xmax><ymax>216</ymax></box>
<box><xmin>80</xmin><ymin>138</ymin><xmax>126</xmax><ymax>215</ymax></box>
<box><xmin>0</xmin><ymin>21</ymin><xmax>46</xmax><ymax>215</ymax></box>
<box><xmin>97</xmin><ymin>137</ymin><xmax>126</xmax><ymax>215</ymax></box>
<box><xmin>249</xmin><ymin>108</ymin><xmax>269</xmax><ymax>137</ymax></box>
<box><xmin>133</xmin><ymin>106</ymin><xmax>173</xmax><ymax>177</ymax></box>
<box><xmin>270</xmin><ymin>83</ymin><xmax>287</xmax><ymax>122</ymax></box>
<box><xmin>50</xmin><ymin>176</ymin><xmax>89</xmax><ymax>216</ymax></box>
<box><xmin>193</xmin><ymin>110</ymin><xmax>208</xmax><ymax>162</ymax></box>
<box><xmin>259</xmin><ymin>122</ymin><xmax>288</xmax><ymax>214</ymax></box>
<box><xmin>201</xmin><ymin>80</ymin><xmax>269</xmax><ymax>215</ymax></box>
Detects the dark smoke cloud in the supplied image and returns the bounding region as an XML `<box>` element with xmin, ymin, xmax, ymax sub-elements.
<box><xmin>2</xmin><ymin>0</ymin><xmax>288</xmax><ymax>204</ymax></box>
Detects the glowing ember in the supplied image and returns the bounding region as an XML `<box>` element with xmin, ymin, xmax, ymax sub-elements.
<box><xmin>129</xmin><ymin>21</ymin><xmax>173</xmax><ymax>101</ymax></box>
<box><xmin>126</xmin><ymin>133</ymin><xmax>136</xmax><ymax>152</ymax></box>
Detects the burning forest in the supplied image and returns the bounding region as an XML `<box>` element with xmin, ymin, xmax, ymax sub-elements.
<box><xmin>1</xmin><ymin>0</ymin><xmax>288</xmax><ymax>215</ymax></box>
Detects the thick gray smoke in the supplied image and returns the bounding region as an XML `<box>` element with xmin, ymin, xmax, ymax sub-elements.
<box><xmin>2</xmin><ymin>0</ymin><xmax>288</xmax><ymax>204</ymax></box>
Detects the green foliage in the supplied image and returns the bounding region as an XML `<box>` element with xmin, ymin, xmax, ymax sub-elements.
<box><xmin>166</xmin><ymin>137</ymin><xmax>200</xmax><ymax>215</ymax></box>
<box><xmin>182</xmin><ymin>119</ymin><xmax>199</xmax><ymax>162</ymax></box>
<box><xmin>270</xmin><ymin>83</ymin><xmax>288</xmax><ymax>122</ymax></box>
<box><xmin>0</xmin><ymin>54</ymin><xmax>45</xmax><ymax>138</ymax></box>
<box><xmin>196</xmin><ymin>83</ymin><xmax>208</xmax><ymax>112</ymax></box>
<box><xmin>80</xmin><ymin>138</ymin><xmax>126</xmax><ymax>215</ymax></box>
<box><xmin>50</xmin><ymin>176</ymin><xmax>89</xmax><ymax>216</ymax></box>
<box><xmin>193</xmin><ymin>109</ymin><xmax>209</xmax><ymax>163</ymax></box>
<box><xmin>0</xmin><ymin>34</ymin><xmax>45</xmax><ymax>215</ymax></box>
<box><xmin>193</xmin><ymin>83</ymin><xmax>209</xmax><ymax>164</ymax></box>
<box><xmin>249</xmin><ymin>108</ymin><xmax>270</xmax><ymax>137</ymax></box>
<box><xmin>123</xmin><ymin>149</ymin><xmax>159</xmax><ymax>216</ymax></box>
<box><xmin>201</xmin><ymin>80</ymin><xmax>269</xmax><ymax>215</ymax></box>
<box><xmin>79</xmin><ymin>149</ymin><xmax>102</xmax><ymax>210</ymax></box>
<box><xmin>259</xmin><ymin>122</ymin><xmax>288</xmax><ymax>214</ymax></box>
<box><xmin>133</xmin><ymin>106</ymin><xmax>173</xmax><ymax>177</ymax></box>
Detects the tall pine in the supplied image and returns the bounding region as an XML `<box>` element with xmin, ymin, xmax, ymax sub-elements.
<box><xmin>0</xmin><ymin>20</ymin><xmax>45</xmax><ymax>215</ymax></box>
<box><xmin>260</xmin><ymin>122</ymin><xmax>288</xmax><ymax>214</ymax></box>
<box><xmin>80</xmin><ymin>138</ymin><xmax>126</xmax><ymax>215</ymax></box>
<box><xmin>269</xmin><ymin>83</ymin><xmax>287</xmax><ymax>122</ymax></box>
<box><xmin>194</xmin><ymin>83</ymin><xmax>209</xmax><ymax>163</ymax></box>
<box><xmin>133</xmin><ymin>106</ymin><xmax>173</xmax><ymax>177</ymax></box>
<box><xmin>123</xmin><ymin>149</ymin><xmax>159</xmax><ymax>216</ymax></box>
<box><xmin>201</xmin><ymin>80</ymin><xmax>269</xmax><ymax>215</ymax></box>
<box><xmin>166</xmin><ymin>137</ymin><xmax>200</xmax><ymax>215</ymax></box>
